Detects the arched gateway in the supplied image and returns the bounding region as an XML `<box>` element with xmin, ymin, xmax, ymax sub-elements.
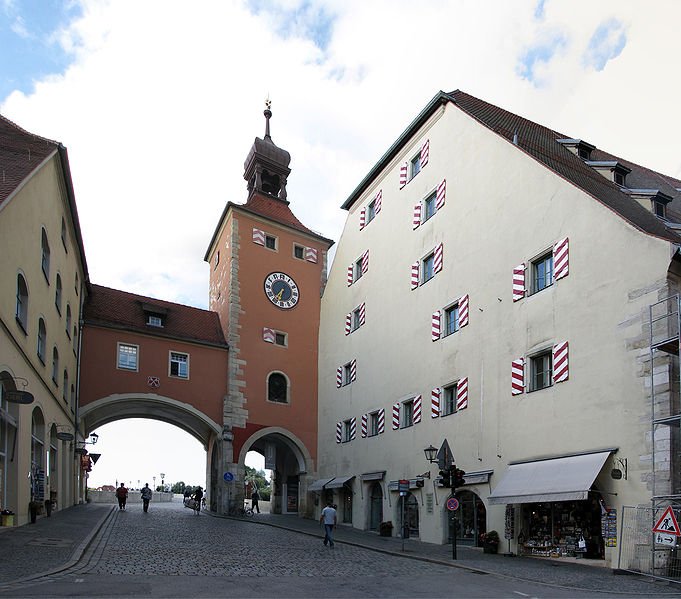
<box><xmin>80</xmin><ymin>104</ymin><xmax>333</xmax><ymax>515</ymax></box>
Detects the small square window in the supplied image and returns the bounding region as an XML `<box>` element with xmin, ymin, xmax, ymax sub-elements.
<box><xmin>118</xmin><ymin>343</ymin><xmax>138</xmax><ymax>371</ymax></box>
<box><xmin>265</xmin><ymin>235</ymin><xmax>277</xmax><ymax>250</ymax></box>
<box><xmin>294</xmin><ymin>245</ymin><xmax>305</xmax><ymax>259</ymax></box>
<box><xmin>353</xmin><ymin>308</ymin><xmax>362</xmax><ymax>330</ymax></box>
<box><xmin>147</xmin><ymin>315</ymin><xmax>163</xmax><ymax>327</ymax></box>
<box><xmin>401</xmin><ymin>400</ymin><xmax>414</xmax><ymax>428</ymax></box>
<box><xmin>532</xmin><ymin>252</ymin><xmax>553</xmax><ymax>294</ymax></box>
<box><xmin>369</xmin><ymin>412</ymin><xmax>380</xmax><ymax>436</ymax></box>
<box><xmin>170</xmin><ymin>352</ymin><xmax>189</xmax><ymax>379</ymax></box>
<box><xmin>410</xmin><ymin>154</ymin><xmax>421</xmax><ymax>179</ymax></box>
<box><xmin>442</xmin><ymin>384</ymin><xmax>456</xmax><ymax>416</ymax></box>
<box><xmin>423</xmin><ymin>192</ymin><xmax>436</xmax><ymax>221</ymax></box>
<box><xmin>275</xmin><ymin>332</ymin><xmax>287</xmax><ymax>346</ymax></box>
<box><xmin>529</xmin><ymin>352</ymin><xmax>552</xmax><ymax>391</ymax></box>
<box><xmin>444</xmin><ymin>304</ymin><xmax>460</xmax><ymax>336</ymax></box>
<box><xmin>367</xmin><ymin>200</ymin><xmax>376</xmax><ymax>223</ymax></box>
<box><xmin>343</xmin><ymin>419</ymin><xmax>353</xmax><ymax>442</ymax></box>
<box><xmin>423</xmin><ymin>254</ymin><xmax>435</xmax><ymax>283</ymax></box>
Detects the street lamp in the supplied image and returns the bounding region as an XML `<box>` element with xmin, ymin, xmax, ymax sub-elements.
<box><xmin>160</xmin><ymin>473</ymin><xmax>165</xmax><ymax>491</ymax></box>
<box><xmin>423</xmin><ymin>444</ymin><xmax>438</xmax><ymax>464</ymax></box>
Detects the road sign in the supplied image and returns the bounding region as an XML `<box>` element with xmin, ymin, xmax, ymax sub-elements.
<box><xmin>653</xmin><ymin>506</ymin><xmax>681</xmax><ymax>535</ymax></box>
<box><xmin>223</xmin><ymin>472</ymin><xmax>234</xmax><ymax>482</ymax></box>
<box><xmin>446</xmin><ymin>497</ymin><xmax>460</xmax><ymax>511</ymax></box>
<box><xmin>655</xmin><ymin>532</ymin><xmax>676</xmax><ymax>546</ymax></box>
<box><xmin>398</xmin><ymin>479</ymin><xmax>409</xmax><ymax>496</ymax></box>
<box><xmin>436</xmin><ymin>439</ymin><xmax>454</xmax><ymax>470</ymax></box>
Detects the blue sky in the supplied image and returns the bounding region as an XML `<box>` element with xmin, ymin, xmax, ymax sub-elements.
<box><xmin>0</xmin><ymin>0</ymin><xmax>81</xmax><ymax>100</ymax></box>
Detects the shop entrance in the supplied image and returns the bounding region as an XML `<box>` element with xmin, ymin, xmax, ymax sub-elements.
<box><xmin>369</xmin><ymin>482</ymin><xmax>383</xmax><ymax>530</ymax></box>
<box><xmin>398</xmin><ymin>492</ymin><xmax>419</xmax><ymax>537</ymax></box>
<box><xmin>446</xmin><ymin>490</ymin><xmax>486</xmax><ymax>546</ymax></box>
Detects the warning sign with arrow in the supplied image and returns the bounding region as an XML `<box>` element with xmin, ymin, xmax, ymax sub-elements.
<box><xmin>653</xmin><ymin>506</ymin><xmax>681</xmax><ymax>536</ymax></box>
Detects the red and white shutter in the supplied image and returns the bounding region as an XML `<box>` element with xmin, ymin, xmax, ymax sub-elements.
<box><xmin>375</xmin><ymin>190</ymin><xmax>382</xmax><ymax>214</ymax></box>
<box><xmin>336</xmin><ymin>367</ymin><xmax>343</xmax><ymax>388</ymax></box>
<box><xmin>350</xmin><ymin>359</ymin><xmax>357</xmax><ymax>382</ymax></box>
<box><xmin>459</xmin><ymin>294</ymin><xmax>469</xmax><ymax>327</ymax></box>
<box><xmin>359</xmin><ymin>303</ymin><xmax>366</xmax><ymax>326</ymax></box>
<box><xmin>554</xmin><ymin>237</ymin><xmax>569</xmax><ymax>280</ymax></box>
<box><xmin>361</xmin><ymin>414</ymin><xmax>368</xmax><ymax>438</ymax></box>
<box><xmin>336</xmin><ymin>422</ymin><xmax>342</xmax><ymax>444</ymax></box>
<box><xmin>392</xmin><ymin>403</ymin><xmax>400</xmax><ymax>430</ymax></box>
<box><xmin>361</xmin><ymin>250</ymin><xmax>369</xmax><ymax>275</ymax></box>
<box><xmin>350</xmin><ymin>417</ymin><xmax>357</xmax><ymax>441</ymax></box>
<box><xmin>431</xmin><ymin>310</ymin><xmax>441</xmax><ymax>341</ymax></box>
<box><xmin>553</xmin><ymin>341</ymin><xmax>569</xmax><ymax>383</ymax></box>
<box><xmin>436</xmin><ymin>179</ymin><xmax>446</xmax><ymax>210</ymax></box>
<box><xmin>262</xmin><ymin>327</ymin><xmax>275</xmax><ymax>343</ymax></box>
<box><xmin>420</xmin><ymin>139</ymin><xmax>430</xmax><ymax>167</ymax></box>
<box><xmin>359</xmin><ymin>208</ymin><xmax>366</xmax><ymax>230</ymax></box>
<box><xmin>413</xmin><ymin>203</ymin><xmax>422</xmax><ymax>230</ymax></box>
<box><xmin>252</xmin><ymin>228</ymin><xmax>265</xmax><ymax>245</ymax></box>
<box><xmin>456</xmin><ymin>377</ymin><xmax>469</xmax><ymax>411</ymax></box>
<box><xmin>511</xmin><ymin>358</ymin><xmax>525</xmax><ymax>395</ymax></box>
<box><xmin>378</xmin><ymin>408</ymin><xmax>385</xmax><ymax>433</ymax></box>
<box><xmin>411</xmin><ymin>262</ymin><xmax>420</xmax><ymax>290</ymax></box>
<box><xmin>413</xmin><ymin>395</ymin><xmax>422</xmax><ymax>423</ymax></box>
<box><xmin>305</xmin><ymin>247</ymin><xmax>318</xmax><ymax>263</ymax></box>
<box><xmin>431</xmin><ymin>387</ymin><xmax>441</xmax><ymax>418</ymax></box>
<box><xmin>345</xmin><ymin>313</ymin><xmax>352</xmax><ymax>335</ymax></box>
<box><xmin>399</xmin><ymin>163</ymin><xmax>408</xmax><ymax>188</ymax></box>
<box><xmin>434</xmin><ymin>243</ymin><xmax>444</xmax><ymax>273</ymax></box>
<box><xmin>347</xmin><ymin>264</ymin><xmax>354</xmax><ymax>286</ymax></box>
<box><xmin>513</xmin><ymin>263</ymin><xmax>526</xmax><ymax>302</ymax></box>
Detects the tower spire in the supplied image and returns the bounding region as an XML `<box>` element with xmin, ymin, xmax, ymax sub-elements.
<box><xmin>264</xmin><ymin>96</ymin><xmax>272</xmax><ymax>140</ymax></box>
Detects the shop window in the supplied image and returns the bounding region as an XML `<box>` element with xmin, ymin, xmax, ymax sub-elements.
<box><xmin>531</xmin><ymin>252</ymin><xmax>553</xmax><ymax>294</ymax></box>
<box><xmin>41</xmin><ymin>228</ymin><xmax>51</xmax><ymax>281</ymax></box>
<box><xmin>267</xmin><ymin>372</ymin><xmax>289</xmax><ymax>404</ymax></box>
<box><xmin>442</xmin><ymin>384</ymin><xmax>456</xmax><ymax>416</ymax></box>
<box><xmin>37</xmin><ymin>318</ymin><xmax>47</xmax><ymax>363</ymax></box>
<box><xmin>401</xmin><ymin>400</ymin><xmax>414</xmax><ymax>428</ymax></box>
<box><xmin>529</xmin><ymin>351</ymin><xmax>552</xmax><ymax>391</ymax></box>
<box><xmin>444</xmin><ymin>303</ymin><xmax>460</xmax><ymax>336</ymax></box>
<box><xmin>169</xmin><ymin>352</ymin><xmax>189</xmax><ymax>379</ymax></box>
<box><xmin>117</xmin><ymin>343</ymin><xmax>138</xmax><ymax>371</ymax></box>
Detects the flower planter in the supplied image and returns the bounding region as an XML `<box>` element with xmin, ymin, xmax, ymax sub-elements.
<box><xmin>1</xmin><ymin>514</ymin><xmax>14</xmax><ymax>527</ymax></box>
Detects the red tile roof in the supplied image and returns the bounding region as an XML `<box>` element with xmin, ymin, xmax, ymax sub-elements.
<box><xmin>84</xmin><ymin>284</ymin><xmax>227</xmax><ymax>348</ymax></box>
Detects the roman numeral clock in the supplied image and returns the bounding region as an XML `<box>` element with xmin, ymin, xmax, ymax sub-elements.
<box><xmin>264</xmin><ymin>272</ymin><xmax>299</xmax><ymax>309</ymax></box>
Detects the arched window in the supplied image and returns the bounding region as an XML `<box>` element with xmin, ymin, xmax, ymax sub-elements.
<box><xmin>37</xmin><ymin>318</ymin><xmax>46</xmax><ymax>363</ymax></box>
<box><xmin>51</xmin><ymin>347</ymin><xmax>59</xmax><ymax>383</ymax></box>
<box><xmin>41</xmin><ymin>228</ymin><xmax>50</xmax><ymax>280</ymax></box>
<box><xmin>62</xmin><ymin>370</ymin><xmax>68</xmax><ymax>401</ymax></box>
<box><xmin>15</xmin><ymin>274</ymin><xmax>28</xmax><ymax>330</ymax></box>
<box><xmin>65</xmin><ymin>304</ymin><xmax>72</xmax><ymax>337</ymax></box>
<box><xmin>267</xmin><ymin>372</ymin><xmax>289</xmax><ymax>404</ymax></box>
<box><xmin>70</xmin><ymin>384</ymin><xmax>75</xmax><ymax>410</ymax></box>
<box><xmin>60</xmin><ymin>217</ymin><xmax>67</xmax><ymax>250</ymax></box>
<box><xmin>72</xmin><ymin>325</ymin><xmax>78</xmax><ymax>351</ymax></box>
<box><xmin>31</xmin><ymin>408</ymin><xmax>45</xmax><ymax>501</ymax></box>
<box><xmin>55</xmin><ymin>274</ymin><xmax>62</xmax><ymax>314</ymax></box>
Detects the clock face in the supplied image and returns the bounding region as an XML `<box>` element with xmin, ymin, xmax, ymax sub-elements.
<box><xmin>264</xmin><ymin>272</ymin><xmax>300</xmax><ymax>309</ymax></box>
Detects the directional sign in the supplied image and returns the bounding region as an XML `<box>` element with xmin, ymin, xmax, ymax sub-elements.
<box><xmin>655</xmin><ymin>532</ymin><xmax>676</xmax><ymax>546</ymax></box>
<box><xmin>653</xmin><ymin>506</ymin><xmax>681</xmax><ymax>536</ymax></box>
<box><xmin>446</xmin><ymin>497</ymin><xmax>460</xmax><ymax>511</ymax></box>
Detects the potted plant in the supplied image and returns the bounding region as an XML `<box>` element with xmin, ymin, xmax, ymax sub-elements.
<box><xmin>482</xmin><ymin>530</ymin><xmax>500</xmax><ymax>554</ymax></box>
<box><xmin>1</xmin><ymin>509</ymin><xmax>14</xmax><ymax>527</ymax></box>
<box><xmin>379</xmin><ymin>521</ymin><xmax>393</xmax><ymax>537</ymax></box>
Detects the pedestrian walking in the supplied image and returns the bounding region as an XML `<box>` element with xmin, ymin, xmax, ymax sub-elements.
<box><xmin>141</xmin><ymin>483</ymin><xmax>153</xmax><ymax>512</ymax></box>
<box><xmin>115</xmin><ymin>482</ymin><xmax>128</xmax><ymax>510</ymax></box>
<box><xmin>251</xmin><ymin>488</ymin><xmax>260</xmax><ymax>513</ymax></box>
<box><xmin>192</xmin><ymin>487</ymin><xmax>203</xmax><ymax>515</ymax></box>
<box><xmin>320</xmin><ymin>501</ymin><xmax>337</xmax><ymax>547</ymax></box>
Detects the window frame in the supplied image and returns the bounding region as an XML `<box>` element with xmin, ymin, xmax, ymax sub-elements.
<box><xmin>423</xmin><ymin>191</ymin><xmax>437</xmax><ymax>222</ymax></box>
<box><xmin>654</xmin><ymin>200</ymin><xmax>667</xmax><ymax>218</ymax></box>
<box><xmin>117</xmin><ymin>343</ymin><xmax>139</xmax><ymax>372</ymax></box>
<box><xmin>62</xmin><ymin>370</ymin><xmax>68</xmax><ymax>401</ymax></box>
<box><xmin>51</xmin><ymin>347</ymin><xmax>59</xmax><ymax>384</ymax></box>
<box><xmin>55</xmin><ymin>274</ymin><xmax>62</xmax><ymax>315</ymax></box>
<box><xmin>15</xmin><ymin>274</ymin><xmax>29</xmax><ymax>332</ymax></box>
<box><xmin>169</xmin><ymin>351</ymin><xmax>189</xmax><ymax>379</ymax></box>
<box><xmin>354</xmin><ymin>257</ymin><xmax>363</xmax><ymax>282</ymax></box>
<box><xmin>410</xmin><ymin>153</ymin><xmax>422</xmax><ymax>180</ymax></box>
<box><xmin>293</xmin><ymin>244</ymin><xmax>305</xmax><ymax>260</ymax></box>
<box><xmin>274</xmin><ymin>332</ymin><xmax>287</xmax><ymax>347</ymax></box>
<box><xmin>401</xmin><ymin>399</ymin><xmax>414</xmax><ymax>429</ymax></box>
<box><xmin>531</xmin><ymin>251</ymin><xmax>554</xmax><ymax>294</ymax></box>
<box><xmin>343</xmin><ymin>419</ymin><xmax>353</xmax><ymax>443</ymax></box>
<box><xmin>65</xmin><ymin>304</ymin><xmax>72</xmax><ymax>338</ymax></box>
<box><xmin>422</xmin><ymin>253</ymin><xmax>435</xmax><ymax>284</ymax></box>
<box><xmin>147</xmin><ymin>315</ymin><xmax>164</xmax><ymax>327</ymax></box>
<box><xmin>352</xmin><ymin>308</ymin><xmax>362</xmax><ymax>331</ymax></box>
<box><xmin>343</xmin><ymin>363</ymin><xmax>352</xmax><ymax>386</ymax></box>
<box><xmin>442</xmin><ymin>384</ymin><xmax>457</xmax><ymax>416</ymax></box>
<box><xmin>366</xmin><ymin>199</ymin><xmax>377</xmax><ymax>223</ymax></box>
<box><xmin>37</xmin><ymin>318</ymin><xmax>47</xmax><ymax>364</ymax></box>
<box><xmin>61</xmin><ymin>217</ymin><xmax>68</xmax><ymax>251</ymax></box>
<box><xmin>267</xmin><ymin>371</ymin><xmax>289</xmax><ymax>404</ymax></box>
<box><xmin>444</xmin><ymin>302</ymin><xmax>460</xmax><ymax>337</ymax></box>
<box><xmin>369</xmin><ymin>411</ymin><xmax>380</xmax><ymax>437</ymax></box>
<box><xmin>41</xmin><ymin>228</ymin><xmax>51</xmax><ymax>282</ymax></box>
<box><xmin>265</xmin><ymin>234</ymin><xmax>277</xmax><ymax>250</ymax></box>
<box><xmin>528</xmin><ymin>350</ymin><xmax>553</xmax><ymax>392</ymax></box>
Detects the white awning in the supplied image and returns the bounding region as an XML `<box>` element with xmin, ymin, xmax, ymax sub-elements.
<box><xmin>324</xmin><ymin>475</ymin><xmax>355</xmax><ymax>489</ymax></box>
<box><xmin>308</xmin><ymin>478</ymin><xmax>335</xmax><ymax>492</ymax></box>
<box><xmin>488</xmin><ymin>451</ymin><xmax>612</xmax><ymax>505</ymax></box>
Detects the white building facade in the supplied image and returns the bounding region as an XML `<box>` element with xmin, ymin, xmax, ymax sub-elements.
<box><xmin>317</xmin><ymin>90</ymin><xmax>681</xmax><ymax>567</ymax></box>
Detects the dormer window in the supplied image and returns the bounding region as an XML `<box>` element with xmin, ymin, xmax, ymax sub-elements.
<box><xmin>584</xmin><ymin>160</ymin><xmax>631</xmax><ymax>187</ymax></box>
<box><xmin>556</xmin><ymin>138</ymin><xmax>595</xmax><ymax>161</ymax></box>
<box><xmin>614</xmin><ymin>171</ymin><xmax>625</xmax><ymax>186</ymax></box>
<box><xmin>578</xmin><ymin>146</ymin><xmax>591</xmax><ymax>159</ymax></box>
<box><xmin>147</xmin><ymin>315</ymin><xmax>163</xmax><ymax>327</ymax></box>
<box><xmin>142</xmin><ymin>303</ymin><xmax>168</xmax><ymax>328</ymax></box>
<box><xmin>654</xmin><ymin>201</ymin><xmax>666</xmax><ymax>218</ymax></box>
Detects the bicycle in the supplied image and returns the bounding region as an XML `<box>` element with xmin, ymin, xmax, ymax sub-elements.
<box><xmin>228</xmin><ymin>502</ymin><xmax>254</xmax><ymax>517</ymax></box>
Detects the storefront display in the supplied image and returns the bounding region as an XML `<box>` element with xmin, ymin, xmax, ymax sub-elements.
<box><xmin>520</xmin><ymin>494</ymin><xmax>604</xmax><ymax>559</ymax></box>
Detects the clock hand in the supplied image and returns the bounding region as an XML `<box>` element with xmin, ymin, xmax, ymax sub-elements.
<box><xmin>274</xmin><ymin>289</ymin><xmax>284</xmax><ymax>301</ymax></box>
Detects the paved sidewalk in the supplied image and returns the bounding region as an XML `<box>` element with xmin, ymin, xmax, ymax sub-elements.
<box><xmin>0</xmin><ymin>503</ymin><xmax>113</xmax><ymax>584</ymax></box>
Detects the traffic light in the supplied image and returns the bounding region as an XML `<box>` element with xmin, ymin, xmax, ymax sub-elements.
<box><xmin>452</xmin><ymin>467</ymin><xmax>466</xmax><ymax>489</ymax></box>
<box><xmin>438</xmin><ymin>469</ymin><xmax>451</xmax><ymax>487</ymax></box>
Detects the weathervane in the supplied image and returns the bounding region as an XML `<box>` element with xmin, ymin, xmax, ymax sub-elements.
<box><xmin>264</xmin><ymin>95</ymin><xmax>272</xmax><ymax>139</ymax></box>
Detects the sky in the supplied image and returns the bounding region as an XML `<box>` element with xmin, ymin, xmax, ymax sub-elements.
<box><xmin>3</xmin><ymin>0</ymin><xmax>680</xmax><ymax>488</ymax></box>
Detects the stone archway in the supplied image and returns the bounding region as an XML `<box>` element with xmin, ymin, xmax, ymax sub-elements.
<box><xmin>237</xmin><ymin>427</ymin><xmax>313</xmax><ymax>516</ymax></box>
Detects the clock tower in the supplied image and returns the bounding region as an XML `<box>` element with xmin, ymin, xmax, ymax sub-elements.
<box><xmin>204</xmin><ymin>102</ymin><xmax>333</xmax><ymax>515</ymax></box>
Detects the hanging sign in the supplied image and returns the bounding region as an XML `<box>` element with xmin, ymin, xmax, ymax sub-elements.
<box><xmin>653</xmin><ymin>506</ymin><xmax>681</xmax><ymax>536</ymax></box>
